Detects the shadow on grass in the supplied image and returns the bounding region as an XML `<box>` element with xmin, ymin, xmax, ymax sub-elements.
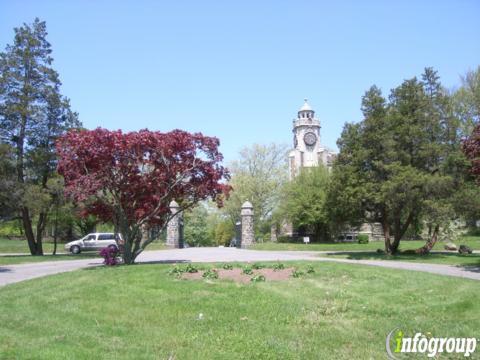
<box><xmin>458</xmin><ymin>265</ymin><xmax>480</xmax><ymax>273</ymax></box>
<box><xmin>0</xmin><ymin>253</ymin><xmax>96</xmax><ymax>258</ymax></box>
<box><xmin>82</xmin><ymin>259</ymin><xmax>190</xmax><ymax>270</ymax></box>
<box><xmin>325</xmin><ymin>251</ymin><xmax>480</xmax><ymax>268</ymax></box>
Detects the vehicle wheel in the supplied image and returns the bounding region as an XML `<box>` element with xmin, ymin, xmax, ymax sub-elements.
<box><xmin>70</xmin><ymin>245</ymin><xmax>81</xmax><ymax>254</ymax></box>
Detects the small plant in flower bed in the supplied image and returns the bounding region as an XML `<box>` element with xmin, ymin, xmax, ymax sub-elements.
<box><xmin>184</xmin><ymin>264</ymin><xmax>199</xmax><ymax>273</ymax></box>
<box><xmin>99</xmin><ymin>246</ymin><xmax>119</xmax><ymax>266</ymax></box>
<box><xmin>202</xmin><ymin>269</ymin><xmax>219</xmax><ymax>280</ymax></box>
<box><xmin>306</xmin><ymin>265</ymin><xmax>315</xmax><ymax>274</ymax></box>
<box><xmin>222</xmin><ymin>263</ymin><xmax>233</xmax><ymax>270</ymax></box>
<box><xmin>242</xmin><ymin>265</ymin><xmax>253</xmax><ymax>275</ymax></box>
<box><xmin>250</xmin><ymin>274</ymin><xmax>266</xmax><ymax>283</ymax></box>
<box><xmin>251</xmin><ymin>263</ymin><xmax>264</xmax><ymax>269</ymax></box>
<box><xmin>291</xmin><ymin>269</ymin><xmax>305</xmax><ymax>278</ymax></box>
<box><xmin>167</xmin><ymin>265</ymin><xmax>184</xmax><ymax>276</ymax></box>
<box><xmin>273</xmin><ymin>262</ymin><xmax>285</xmax><ymax>271</ymax></box>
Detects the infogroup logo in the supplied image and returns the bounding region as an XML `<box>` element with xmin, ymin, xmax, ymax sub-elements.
<box><xmin>386</xmin><ymin>328</ymin><xmax>477</xmax><ymax>359</ymax></box>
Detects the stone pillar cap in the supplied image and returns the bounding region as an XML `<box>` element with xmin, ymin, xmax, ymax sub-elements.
<box><xmin>169</xmin><ymin>200</ymin><xmax>179</xmax><ymax>208</ymax></box>
<box><xmin>241</xmin><ymin>201</ymin><xmax>253</xmax><ymax>209</ymax></box>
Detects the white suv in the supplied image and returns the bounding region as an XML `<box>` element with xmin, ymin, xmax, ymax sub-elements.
<box><xmin>65</xmin><ymin>233</ymin><xmax>122</xmax><ymax>254</ymax></box>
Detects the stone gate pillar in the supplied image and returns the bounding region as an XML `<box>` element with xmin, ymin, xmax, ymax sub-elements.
<box><xmin>270</xmin><ymin>224</ymin><xmax>278</xmax><ymax>242</ymax></box>
<box><xmin>166</xmin><ymin>200</ymin><xmax>183</xmax><ymax>248</ymax></box>
<box><xmin>241</xmin><ymin>201</ymin><xmax>254</xmax><ymax>248</ymax></box>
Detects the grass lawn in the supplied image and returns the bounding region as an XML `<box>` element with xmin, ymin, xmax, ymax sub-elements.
<box><xmin>324</xmin><ymin>251</ymin><xmax>480</xmax><ymax>266</ymax></box>
<box><xmin>0</xmin><ymin>238</ymin><xmax>167</xmax><ymax>265</ymax></box>
<box><xmin>252</xmin><ymin>235</ymin><xmax>480</xmax><ymax>252</ymax></box>
<box><xmin>0</xmin><ymin>253</ymin><xmax>98</xmax><ymax>266</ymax></box>
<box><xmin>0</xmin><ymin>262</ymin><xmax>478</xmax><ymax>359</ymax></box>
<box><xmin>0</xmin><ymin>237</ymin><xmax>167</xmax><ymax>254</ymax></box>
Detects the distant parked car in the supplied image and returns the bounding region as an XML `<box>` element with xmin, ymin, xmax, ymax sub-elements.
<box><xmin>65</xmin><ymin>233</ymin><xmax>122</xmax><ymax>254</ymax></box>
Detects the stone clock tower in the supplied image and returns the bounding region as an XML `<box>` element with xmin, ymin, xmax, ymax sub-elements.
<box><xmin>288</xmin><ymin>99</ymin><xmax>335</xmax><ymax>179</ymax></box>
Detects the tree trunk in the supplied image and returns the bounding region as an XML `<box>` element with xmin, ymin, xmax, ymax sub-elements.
<box><xmin>415</xmin><ymin>225</ymin><xmax>440</xmax><ymax>255</ymax></box>
<box><xmin>390</xmin><ymin>211</ymin><xmax>414</xmax><ymax>255</ymax></box>
<box><xmin>22</xmin><ymin>207</ymin><xmax>37</xmax><ymax>255</ymax></box>
<box><xmin>34</xmin><ymin>212</ymin><xmax>47</xmax><ymax>255</ymax></box>
<box><xmin>383</xmin><ymin>220</ymin><xmax>392</xmax><ymax>254</ymax></box>
<box><xmin>52</xmin><ymin>207</ymin><xmax>58</xmax><ymax>255</ymax></box>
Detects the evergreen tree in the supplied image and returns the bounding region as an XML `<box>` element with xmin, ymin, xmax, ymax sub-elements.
<box><xmin>0</xmin><ymin>19</ymin><xmax>80</xmax><ymax>255</ymax></box>
<box><xmin>330</xmin><ymin>68</ymin><xmax>469</xmax><ymax>254</ymax></box>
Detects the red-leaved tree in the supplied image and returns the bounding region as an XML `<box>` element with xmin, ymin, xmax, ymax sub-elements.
<box><xmin>57</xmin><ymin>128</ymin><xmax>230</xmax><ymax>264</ymax></box>
<box><xmin>463</xmin><ymin>123</ymin><xmax>480</xmax><ymax>183</ymax></box>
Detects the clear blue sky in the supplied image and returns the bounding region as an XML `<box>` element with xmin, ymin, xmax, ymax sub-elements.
<box><xmin>1</xmin><ymin>0</ymin><xmax>479</xmax><ymax>163</ymax></box>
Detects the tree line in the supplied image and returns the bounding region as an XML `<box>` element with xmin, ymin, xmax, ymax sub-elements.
<box><xmin>1</xmin><ymin>19</ymin><xmax>479</xmax><ymax>260</ymax></box>
<box><xmin>217</xmin><ymin>68</ymin><xmax>480</xmax><ymax>255</ymax></box>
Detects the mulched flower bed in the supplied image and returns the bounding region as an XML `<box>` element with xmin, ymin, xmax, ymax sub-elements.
<box><xmin>182</xmin><ymin>267</ymin><xmax>295</xmax><ymax>284</ymax></box>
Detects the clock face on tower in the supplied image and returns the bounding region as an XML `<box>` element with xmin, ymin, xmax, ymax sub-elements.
<box><xmin>303</xmin><ymin>132</ymin><xmax>317</xmax><ymax>146</ymax></box>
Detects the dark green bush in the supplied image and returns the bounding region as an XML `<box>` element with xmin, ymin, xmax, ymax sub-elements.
<box><xmin>242</xmin><ymin>265</ymin><xmax>253</xmax><ymax>275</ymax></box>
<box><xmin>357</xmin><ymin>234</ymin><xmax>369</xmax><ymax>244</ymax></box>
<box><xmin>184</xmin><ymin>264</ymin><xmax>199</xmax><ymax>273</ymax></box>
<box><xmin>202</xmin><ymin>269</ymin><xmax>218</xmax><ymax>279</ymax></box>
<box><xmin>250</xmin><ymin>274</ymin><xmax>266</xmax><ymax>283</ymax></box>
<box><xmin>291</xmin><ymin>269</ymin><xmax>305</xmax><ymax>278</ymax></box>
<box><xmin>167</xmin><ymin>265</ymin><xmax>184</xmax><ymax>276</ymax></box>
<box><xmin>277</xmin><ymin>236</ymin><xmax>303</xmax><ymax>243</ymax></box>
<box><xmin>273</xmin><ymin>262</ymin><xmax>285</xmax><ymax>271</ymax></box>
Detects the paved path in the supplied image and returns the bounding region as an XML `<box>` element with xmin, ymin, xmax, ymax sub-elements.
<box><xmin>1</xmin><ymin>247</ymin><xmax>479</xmax><ymax>287</ymax></box>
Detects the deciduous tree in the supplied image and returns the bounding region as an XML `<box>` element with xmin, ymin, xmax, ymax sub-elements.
<box><xmin>223</xmin><ymin>143</ymin><xmax>288</xmax><ymax>235</ymax></box>
<box><xmin>275</xmin><ymin>166</ymin><xmax>330</xmax><ymax>240</ymax></box>
<box><xmin>57</xmin><ymin>128</ymin><xmax>230</xmax><ymax>264</ymax></box>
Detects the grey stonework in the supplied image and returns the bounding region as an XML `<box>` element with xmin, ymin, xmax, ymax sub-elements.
<box><xmin>288</xmin><ymin>100</ymin><xmax>336</xmax><ymax>179</ymax></box>
<box><xmin>339</xmin><ymin>222</ymin><xmax>385</xmax><ymax>242</ymax></box>
<box><xmin>359</xmin><ymin>222</ymin><xmax>384</xmax><ymax>242</ymax></box>
<box><xmin>270</xmin><ymin>224</ymin><xmax>278</xmax><ymax>242</ymax></box>
<box><xmin>166</xmin><ymin>200</ymin><xmax>183</xmax><ymax>248</ymax></box>
<box><xmin>240</xmin><ymin>201</ymin><xmax>254</xmax><ymax>248</ymax></box>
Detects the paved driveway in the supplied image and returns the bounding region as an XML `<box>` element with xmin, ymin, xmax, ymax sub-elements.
<box><xmin>1</xmin><ymin>247</ymin><xmax>479</xmax><ymax>287</ymax></box>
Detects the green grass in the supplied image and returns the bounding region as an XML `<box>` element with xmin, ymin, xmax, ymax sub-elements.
<box><xmin>0</xmin><ymin>237</ymin><xmax>167</xmax><ymax>254</ymax></box>
<box><xmin>0</xmin><ymin>238</ymin><xmax>61</xmax><ymax>253</ymax></box>
<box><xmin>0</xmin><ymin>253</ymin><xmax>98</xmax><ymax>265</ymax></box>
<box><xmin>253</xmin><ymin>235</ymin><xmax>480</xmax><ymax>252</ymax></box>
<box><xmin>0</xmin><ymin>261</ymin><xmax>478</xmax><ymax>359</ymax></box>
<box><xmin>324</xmin><ymin>251</ymin><xmax>480</xmax><ymax>266</ymax></box>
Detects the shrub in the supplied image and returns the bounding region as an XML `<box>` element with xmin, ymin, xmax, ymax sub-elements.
<box><xmin>250</xmin><ymin>274</ymin><xmax>266</xmax><ymax>283</ymax></box>
<box><xmin>357</xmin><ymin>234</ymin><xmax>369</xmax><ymax>244</ymax></box>
<box><xmin>184</xmin><ymin>264</ymin><xmax>199</xmax><ymax>273</ymax></box>
<box><xmin>252</xmin><ymin>263</ymin><xmax>264</xmax><ymax>269</ymax></box>
<box><xmin>277</xmin><ymin>236</ymin><xmax>303</xmax><ymax>243</ymax></box>
<box><xmin>99</xmin><ymin>246</ymin><xmax>119</xmax><ymax>266</ymax></box>
<box><xmin>202</xmin><ymin>269</ymin><xmax>219</xmax><ymax>279</ymax></box>
<box><xmin>167</xmin><ymin>265</ymin><xmax>184</xmax><ymax>276</ymax></box>
<box><xmin>291</xmin><ymin>269</ymin><xmax>305</xmax><ymax>278</ymax></box>
<box><xmin>242</xmin><ymin>265</ymin><xmax>253</xmax><ymax>275</ymax></box>
<box><xmin>273</xmin><ymin>262</ymin><xmax>285</xmax><ymax>271</ymax></box>
<box><xmin>306</xmin><ymin>265</ymin><xmax>315</xmax><ymax>274</ymax></box>
<box><xmin>222</xmin><ymin>263</ymin><xmax>233</xmax><ymax>270</ymax></box>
